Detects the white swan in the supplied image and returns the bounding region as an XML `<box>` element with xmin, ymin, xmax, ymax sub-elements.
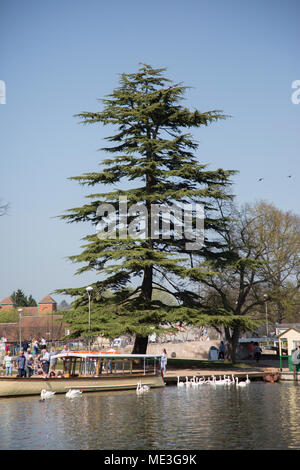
<box><xmin>214</xmin><ymin>376</ymin><xmax>229</xmax><ymax>385</ymax></box>
<box><xmin>191</xmin><ymin>376</ymin><xmax>199</xmax><ymax>388</ymax></box>
<box><xmin>40</xmin><ymin>389</ymin><xmax>56</xmax><ymax>399</ymax></box>
<box><xmin>223</xmin><ymin>375</ymin><xmax>232</xmax><ymax>384</ymax></box>
<box><xmin>245</xmin><ymin>374</ymin><xmax>251</xmax><ymax>384</ymax></box>
<box><xmin>185</xmin><ymin>376</ymin><xmax>191</xmax><ymax>388</ymax></box>
<box><xmin>66</xmin><ymin>389</ymin><xmax>82</xmax><ymax>398</ymax></box>
<box><xmin>177</xmin><ymin>376</ymin><xmax>185</xmax><ymax>387</ymax></box>
<box><xmin>136</xmin><ymin>381</ymin><xmax>150</xmax><ymax>394</ymax></box>
<box><xmin>235</xmin><ymin>377</ymin><xmax>247</xmax><ymax>387</ymax></box>
<box><xmin>136</xmin><ymin>381</ymin><xmax>143</xmax><ymax>394</ymax></box>
<box><xmin>205</xmin><ymin>376</ymin><xmax>214</xmax><ymax>385</ymax></box>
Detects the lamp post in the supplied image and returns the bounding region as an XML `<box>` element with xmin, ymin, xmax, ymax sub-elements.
<box><xmin>18</xmin><ymin>308</ymin><xmax>23</xmax><ymax>352</ymax></box>
<box><xmin>86</xmin><ymin>286</ymin><xmax>93</xmax><ymax>350</ymax></box>
<box><xmin>264</xmin><ymin>294</ymin><xmax>269</xmax><ymax>344</ymax></box>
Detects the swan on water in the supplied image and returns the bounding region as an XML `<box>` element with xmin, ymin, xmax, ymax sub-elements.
<box><xmin>214</xmin><ymin>376</ymin><xmax>230</xmax><ymax>385</ymax></box>
<box><xmin>205</xmin><ymin>376</ymin><xmax>214</xmax><ymax>385</ymax></box>
<box><xmin>197</xmin><ymin>377</ymin><xmax>206</xmax><ymax>385</ymax></box>
<box><xmin>191</xmin><ymin>377</ymin><xmax>199</xmax><ymax>389</ymax></box>
<box><xmin>235</xmin><ymin>377</ymin><xmax>247</xmax><ymax>387</ymax></box>
<box><xmin>185</xmin><ymin>377</ymin><xmax>191</xmax><ymax>388</ymax></box>
<box><xmin>40</xmin><ymin>389</ymin><xmax>56</xmax><ymax>399</ymax></box>
<box><xmin>136</xmin><ymin>381</ymin><xmax>150</xmax><ymax>394</ymax></box>
<box><xmin>223</xmin><ymin>375</ymin><xmax>232</xmax><ymax>384</ymax></box>
<box><xmin>245</xmin><ymin>375</ymin><xmax>251</xmax><ymax>384</ymax></box>
<box><xmin>177</xmin><ymin>376</ymin><xmax>185</xmax><ymax>387</ymax></box>
<box><xmin>66</xmin><ymin>389</ymin><xmax>83</xmax><ymax>398</ymax></box>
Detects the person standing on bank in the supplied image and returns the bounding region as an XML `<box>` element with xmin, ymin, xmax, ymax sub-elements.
<box><xmin>24</xmin><ymin>347</ymin><xmax>31</xmax><ymax>377</ymax></box>
<box><xmin>25</xmin><ymin>354</ymin><xmax>34</xmax><ymax>377</ymax></box>
<box><xmin>15</xmin><ymin>351</ymin><xmax>26</xmax><ymax>377</ymax></box>
<box><xmin>40</xmin><ymin>337</ymin><xmax>47</xmax><ymax>350</ymax></box>
<box><xmin>254</xmin><ymin>342</ymin><xmax>262</xmax><ymax>363</ymax></box>
<box><xmin>160</xmin><ymin>349</ymin><xmax>167</xmax><ymax>376</ymax></box>
<box><xmin>291</xmin><ymin>345</ymin><xmax>300</xmax><ymax>380</ymax></box>
<box><xmin>3</xmin><ymin>351</ymin><xmax>13</xmax><ymax>376</ymax></box>
<box><xmin>41</xmin><ymin>349</ymin><xmax>50</xmax><ymax>377</ymax></box>
<box><xmin>218</xmin><ymin>341</ymin><xmax>225</xmax><ymax>360</ymax></box>
<box><xmin>49</xmin><ymin>346</ymin><xmax>57</xmax><ymax>374</ymax></box>
<box><xmin>33</xmin><ymin>338</ymin><xmax>39</xmax><ymax>355</ymax></box>
<box><xmin>249</xmin><ymin>341</ymin><xmax>254</xmax><ymax>359</ymax></box>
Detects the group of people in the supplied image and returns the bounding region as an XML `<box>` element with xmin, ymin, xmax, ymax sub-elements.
<box><xmin>2</xmin><ymin>342</ymin><xmax>70</xmax><ymax>378</ymax></box>
<box><xmin>248</xmin><ymin>341</ymin><xmax>262</xmax><ymax>363</ymax></box>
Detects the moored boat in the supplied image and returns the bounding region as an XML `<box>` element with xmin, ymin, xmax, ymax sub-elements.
<box><xmin>263</xmin><ymin>369</ymin><xmax>280</xmax><ymax>383</ymax></box>
<box><xmin>0</xmin><ymin>352</ymin><xmax>164</xmax><ymax>397</ymax></box>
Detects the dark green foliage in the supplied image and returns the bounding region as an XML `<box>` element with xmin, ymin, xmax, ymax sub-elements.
<box><xmin>58</xmin><ymin>64</ymin><xmax>240</xmax><ymax>352</ymax></box>
<box><xmin>11</xmin><ymin>289</ymin><xmax>37</xmax><ymax>307</ymax></box>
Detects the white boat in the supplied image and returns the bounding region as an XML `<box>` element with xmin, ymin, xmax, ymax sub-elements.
<box><xmin>0</xmin><ymin>352</ymin><xmax>164</xmax><ymax>397</ymax></box>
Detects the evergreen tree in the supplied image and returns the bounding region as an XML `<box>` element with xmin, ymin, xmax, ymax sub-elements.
<box><xmin>27</xmin><ymin>295</ymin><xmax>38</xmax><ymax>307</ymax></box>
<box><xmin>58</xmin><ymin>64</ymin><xmax>237</xmax><ymax>353</ymax></box>
<box><xmin>11</xmin><ymin>290</ymin><xmax>37</xmax><ymax>307</ymax></box>
<box><xmin>11</xmin><ymin>289</ymin><xmax>29</xmax><ymax>307</ymax></box>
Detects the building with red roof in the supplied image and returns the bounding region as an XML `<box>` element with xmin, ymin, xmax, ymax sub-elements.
<box><xmin>0</xmin><ymin>294</ymin><xmax>57</xmax><ymax>313</ymax></box>
<box><xmin>0</xmin><ymin>294</ymin><xmax>62</xmax><ymax>341</ymax></box>
<box><xmin>0</xmin><ymin>297</ymin><xmax>16</xmax><ymax>310</ymax></box>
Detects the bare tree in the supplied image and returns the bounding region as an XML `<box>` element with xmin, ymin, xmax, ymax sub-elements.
<box><xmin>0</xmin><ymin>200</ymin><xmax>9</xmax><ymax>216</ymax></box>
<box><xmin>247</xmin><ymin>201</ymin><xmax>300</xmax><ymax>323</ymax></box>
<box><xmin>188</xmin><ymin>200</ymin><xmax>300</xmax><ymax>361</ymax></box>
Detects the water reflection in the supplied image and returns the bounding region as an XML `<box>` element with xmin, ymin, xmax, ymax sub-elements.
<box><xmin>0</xmin><ymin>382</ymin><xmax>299</xmax><ymax>449</ymax></box>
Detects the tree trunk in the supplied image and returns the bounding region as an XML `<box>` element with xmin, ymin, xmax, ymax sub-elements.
<box><xmin>132</xmin><ymin>265</ymin><xmax>153</xmax><ymax>354</ymax></box>
<box><xmin>132</xmin><ymin>335</ymin><xmax>148</xmax><ymax>354</ymax></box>
<box><xmin>225</xmin><ymin>325</ymin><xmax>240</xmax><ymax>363</ymax></box>
<box><xmin>231</xmin><ymin>326</ymin><xmax>240</xmax><ymax>363</ymax></box>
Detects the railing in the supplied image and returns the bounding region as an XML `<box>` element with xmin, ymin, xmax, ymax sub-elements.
<box><xmin>61</xmin><ymin>356</ymin><xmax>159</xmax><ymax>377</ymax></box>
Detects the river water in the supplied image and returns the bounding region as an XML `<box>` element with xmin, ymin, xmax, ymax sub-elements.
<box><xmin>0</xmin><ymin>381</ymin><xmax>299</xmax><ymax>450</ymax></box>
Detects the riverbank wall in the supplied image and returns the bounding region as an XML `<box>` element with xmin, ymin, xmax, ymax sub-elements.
<box><xmin>146</xmin><ymin>340</ymin><xmax>219</xmax><ymax>360</ymax></box>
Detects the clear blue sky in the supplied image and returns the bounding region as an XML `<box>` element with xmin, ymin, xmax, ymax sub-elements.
<box><xmin>0</xmin><ymin>0</ymin><xmax>299</xmax><ymax>304</ymax></box>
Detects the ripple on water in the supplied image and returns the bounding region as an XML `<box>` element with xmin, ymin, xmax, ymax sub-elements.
<box><xmin>0</xmin><ymin>382</ymin><xmax>299</xmax><ymax>449</ymax></box>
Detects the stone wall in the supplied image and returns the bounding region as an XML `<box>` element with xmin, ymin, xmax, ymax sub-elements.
<box><xmin>147</xmin><ymin>340</ymin><xmax>220</xmax><ymax>359</ymax></box>
<box><xmin>120</xmin><ymin>339</ymin><xmax>220</xmax><ymax>359</ymax></box>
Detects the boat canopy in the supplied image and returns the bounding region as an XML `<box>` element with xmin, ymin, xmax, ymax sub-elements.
<box><xmin>51</xmin><ymin>351</ymin><xmax>163</xmax><ymax>360</ymax></box>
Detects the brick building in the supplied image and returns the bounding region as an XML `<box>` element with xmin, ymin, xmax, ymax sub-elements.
<box><xmin>0</xmin><ymin>294</ymin><xmax>64</xmax><ymax>342</ymax></box>
<box><xmin>0</xmin><ymin>296</ymin><xmax>15</xmax><ymax>311</ymax></box>
<box><xmin>0</xmin><ymin>294</ymin><xmax>57</xmax><ymax>314</ymax></box>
